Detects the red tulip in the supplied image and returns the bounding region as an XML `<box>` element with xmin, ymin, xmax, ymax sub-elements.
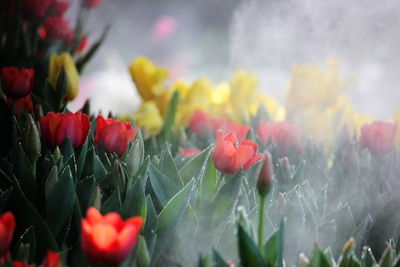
<box><xmin>1</xmin><ymin>67</ymin><xmax>34</xmax><ymax>99</ymax></box>
<box><xmin>7</xmin><ymin>94</ymin><xmax>34</xmax><ymax>115</ymax></box>
<box><xmin>42</xmin><ymin>251</ymin><xmax>62</xmax><ymax>267</ymax></box>
<box><xmin>95</xmin><ymin>115</ymin><xmax>136</xmax><ymax>157</ymax></box>
<box><xmin>257</xmin><ymin>120</ymin><xmax>302</xmax><ymax>156</ymax></box>
<box><xmin>257</xmin><ymin>152</ymin><xmax>273</xmax><ymax>197</ymax></box>
<box><xmin>40</xmin><ymin>112</ymin><xmax>90</xmax><ymax>149</ymax></box>
<box><xmin>81</xmin><ymin>207</ymin><xmax>143</xmax><ymax>265</ymax></box>
<box><xmin>21</xmin><ymin>0</ymin><xmax>52</xmax><ymax>20</ymax></box>
<box><xmin>12</xmin><ymin>262</ymin><xmax>33</xmax><ymax>267</ymax></box>
<box><xmin>0</xmin><ymin>212</ymin><xmax>16</xmax><ymax>256</ymax></box>
<box><xmin>188</xmin><ymin>110</ymin><xmax>249</xmax><ymax>141</ymax></box>
<box><xmin>213</xmin><ymin>130</ymin><xmax>264</xmax><ymax>174</ymax></box>
<box><xmin>360</xmin><ymin>121</ymin><xmax>397</xmax><ymax>155</ymax></box>
<box><xmin>82</xmin><ymin>0</ymin><xmax>101</xmax><ymax>8</ymax></box>
<box><xmin>179</xmin><ymin>148</ymin><xmax>201</xmax><ymax>158</ymax></box>
<box><xmin>43</xmin><ymin>16</ymin><xmax>70</xmax><ymax>39</ymax></box>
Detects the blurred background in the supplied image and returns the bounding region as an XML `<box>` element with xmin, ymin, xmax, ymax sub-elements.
<box><xmin>68</xmin><ymin>0</ymin><xmax>400</xmax><ymax>119</ymax></box>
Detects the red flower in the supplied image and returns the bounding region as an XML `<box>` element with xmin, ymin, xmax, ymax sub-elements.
<box><xmin>40</xmin><ymin>112</ymin><xmax>90</xmax><ymax>149</ymax></box>
<box><xmin>1</xmin><ymin>67</ymin><xmax>34</xmax><ymax>99</ymax></box>
<box><xmin>257</xmin><ymin>121</ymin><xmax>302</xmax><ymax>156</ymax></box>
<box><xmin>188</xmin><ymin>110</ymin><xmax>249</xmax><ymax>141</ymax></box>
<box><xmin>213</xmin><ymin>130</ymin><xmax>264</xmax><ymax>174</ymax></box>
<box><xmin>7</xmin><ymin>94</ymin><xmax>34</xmax><ymax>115</ymax></box>
<box><xmin>43</xmin><ymin>16</ymin><xmax>70</xmax><ymax>39</ymax></box>
<box><xmin>50</xmin><ymin>0</ymin><xmax>70</xmax><ymax>16</ymax></box>
<box><xmin>77</xmin><ymin>36</ymin><xmax>89</xmax><ymax>53</ymax></box>
<box><xmin>81</xmin><ymin>207</ymin><xmax>143</xmax><ymax>265</ymax></box>
<box><xmin>22</xmin><ymin>0</ymin><xmax>52</xmax><ymax>20</ymax></box>
<box><xmin>82</xmin><ymin>0</ymin><xmax>101</xmax><ymax>8</ymax></box>
<box><xmin>0</xmin><ymin>212</ymin><xmax>16</xmax><ymax>256</ymax></box>
<box><xmin>42</xmin><ymin>251</ymin><xmax>62</xmax><ymax>267</ymax></box>
<box><xmin>95</xmin><ymin>115</ymin><xmax>136</xmax><ymax>157</ymax></box>
<box><xmin>13</xmin><ymin>262</ymin><xmax>33</xmax><ymax>267</ymax></box>
<box><xmin>360</xmin><ymin>121</ymin><xmax>397</xmax><ymax>155</ymax></box>
<box><xmin>179</xmin><ymin>148</ymin><xmax>201</xmax><ymax>158</ymax></box>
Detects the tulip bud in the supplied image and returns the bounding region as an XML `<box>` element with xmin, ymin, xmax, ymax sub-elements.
<box><xmin>22</xmin><ymin>114</ymin><xmax>41</xmax><ymax>164</ymax></box>
<box><xmin>125</xmin><ymin>131</ymin><xmax>144</xmax><ymax>177</ymax></box>
<box><xmin>257</xmin><ymin>152</ymin><xmax>273</xmax><ymax>197</ymax></box>
<box><xmin>342</xmin><ymin>237</ymin><xmax>355</xmax><ymax>253</ymax></box>
<box><xmin>278</xmin><ymin>157</ymin><xmax>291</xmax><ymax>182</ymax></box>
<box><xmin>136</xmin><ymin>236</ymin><xmax>150</xmax><ymax>267</ymax></box>
<box><xmin>54</xmin><ymin>147</ymin><xmax>62</xmax><ymax>161</ymax></box>
<box><xmin>45</xmin><ymin>166</ymin><xmax>58</xmax><ymax>200</ymax></box>
<box><xmin>112</xmin><ymin>160</ymin><xmax>127</xmax><ymax>195</ymax></box>
<box><xmin>298</xmin><ymin>253</ymin><xmax>309</xmax><ymax>267</ymax></box>
<box><xmin>16</xmin><ymin>243</ymin><xmax>30</xmax><ymax>264</ymax></box>
<box><xmin>88</xmin><ymin>186</ymin><xmax>102</xmax><ymax>210</ymax></box>
<box><xmin>151</xmin><ymin>155</ymin><xmax>160</xmax><ymax>165</ymax></box>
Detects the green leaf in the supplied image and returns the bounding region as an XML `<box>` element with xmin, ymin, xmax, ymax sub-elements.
<box><xmin>309</xmin><ymin>246</ymin><xmax>331</xmax><ymax>267</ymax></box>
<box><xmin>152</xmin><ymin>179</ymin><xmax>195</xmax><ymax>265</ymax></box>
<box><xmin>9</xmin><ymin>176</ymin><xmax>58</xmax><ymax>259</ymax></box>
<box><xmin>45</xmin><ymin>165</ymin><xmax>75</xmax><ymax>237</ymax></box>
<box><xmin>148</xmin><ymin>163</ymin><xmax>180</xmax><ymax>208</ymax></box>
<box><xmin>120</xmin><ymin>179</ymin><xmax>147</xmax><ymax>219</ymax></box>
<box><xmin>263</xmin><ymin>231</ymin><xmax>278</xmax><ymax>265</ymax></box>
<box><xmin>0</xmin><ymin>186</ymin><xmax>12</xmax><ymax>210</ymax></box>
<box><xmin>238</xmin><ymin>224</ymin><xmax>266</xmax><ymax>267</ymax></box>
<box><xmin>179</xmin><ymin>145</ymin><xmax>213</xmax><ymax>184</ymax></box>
<box><xmin>161</xmin><ymin>91</ymin><xmax>180</xmax><ymax>143</ymax></box>
<box><xmin>137</xmin><ymin>235</ymin><xmax>150</xmax><ymax>267</ymax></box>
<box><xmin>76</xmin><ymin>176</ymin><xmax>96</xmax><ymax>212</ymax></box>
<box><xmin>15</xmin><ymin>143</ymin><xmax>36</xmax><ymax>203</ymax></box>
<box><xmin>76</xmin><ymin>25</ymin><xmax>110</xmax><ymax>73</ymax></box>
<box><xmin>276</xmin><ymin>218</ymin><xmax>285</xmax><ymax>267</ymax></box>
<box><xmin>378</xmin><ymin>246</ymin><xmax>394</xmax><ymax>267</ymax></box>
<box><xmin>159</xmin><ymin>145</ymin><xmax>183</xmax><ymax>186</ymax></box>
<box><xmin>101</xmin><ymin>187</ymin><xmax>121</xmax><ymax>214</ymax></box>
<box><xmin>213</xmin><ymin>249</ymin><xmax>229</xmax><ymax>267</ymax></box>
<box><xmin>361</xmin><ymin>246</ymin><xmax>376</xmax><ymax>267</ymax></box>
<box><xmin>76</xmin><ymin>139</ymin><xmax>88</xmax><ymax>180</ymax></box>
<box><xmin>143</xmin><ymin>195</ymin><xmax>158</xmax><ymax>242</ymax></box>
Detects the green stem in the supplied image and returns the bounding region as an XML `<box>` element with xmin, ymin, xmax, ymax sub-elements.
<box><xmin>258</xmin><ymin>194</ymin><xmax>266</xmax><ymax>249</ymax></box>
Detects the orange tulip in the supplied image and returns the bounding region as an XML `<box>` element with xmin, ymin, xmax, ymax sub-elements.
<box><xmin>81</xmin><ymin>208</ymin><xmax>143</xmax><ymax>265</ymax></box>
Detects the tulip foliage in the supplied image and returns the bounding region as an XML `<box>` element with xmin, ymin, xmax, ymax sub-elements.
<box><xmin>1</xmin><ymin>1</ymin><xmax>400</xmax><ymax>267</ymax></box>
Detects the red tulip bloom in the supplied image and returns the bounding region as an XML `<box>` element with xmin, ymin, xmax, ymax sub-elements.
<box><xmin>188</xmin><ymin>110</ymin><xmax>249</xmax><ymax>141</ymax></box>
<box><xmin>22</xmin><ymin>0</ymin><xmax>52</xmax><ymax>20</ymax></box>
<box><xmin>213</xmin><ymin>130</ymin><xmax>264</xmax><ymax>174</ymax></box>
<box><xmin>0</xmin><ymin>212</ymin><xmax>16</xmax><ymax>256</ymax></box>
<box><xmin>257</xmin><ymin>121</ymin><xmax>302</xmax><ymax>156</ymax></box>
<box><xmin>1</xmin><ymin>67</ymin><xmax>34</xmax><ymax>99</ymax></box>
<box><xmin>95</xmin><ymin>115</ymin><xmax>136</xmax><ymax>157</ymax></box>
<box><xmin>82</xmin><ymin>0</ymin><xmax>101</xmax><ymax>8</ymax></box>
<box><xmin>42</xmin><ymin>251</ymin><xmax>62</xmax><ymax>267</ymax></box>
<box><xmin>7</xmin><ymin>94</ymin><xmax>34</xmax><ymax>115</ymax></box>
<box><xmin>360</xmin><ymin>121</ymin><xmax>397</xmax><ymax>155</ymax></box>
<box><xmin>81</xmin><ymin>207</ymin><xmax>143</xmax><ymax>265</ymax></box>
<box><xmin>40</xmin><ymin>112</ymin><xmax>90</xmax><ymax>149</ymax></box>
<box><xmin>43</xmin><ymin>16</ymin><xmax>70</xmax><ymax>39</ymax></box>
<box><xmin>12</xmin><ymin>262</ymin><xmax>33</xmax><ymax>267</ymax></box>
<box><xmin>179</xmin><ymin>148</ymin><xmax>201</xmax><ymax>158</ymax></box>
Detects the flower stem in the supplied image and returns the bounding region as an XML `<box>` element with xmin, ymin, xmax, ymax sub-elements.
<box><xmin>258</xmin><ymin>194</ymin><xmax>266</xmax><ymax>249</ymax></box>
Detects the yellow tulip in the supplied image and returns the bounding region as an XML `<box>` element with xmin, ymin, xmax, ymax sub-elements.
<box><xmin>128</xmin><ymin>57</ymin><xmax>169</xmax><ymax>102</ymax></box>
<box><xmin>49</xmin><ymin>52</ymin><xmax>79</xmax><ymax>101</ymax></box>
<box><xmin>133</xmin><ymin>101</ymin><xmax>164</xmax><ymax>135</ymax></box>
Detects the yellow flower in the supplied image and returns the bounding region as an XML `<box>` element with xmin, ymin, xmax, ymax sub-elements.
<box><xmin>255</xmin><ymin>94</ymin><xmax>286</xmax><ymax>122</ymax></box>
<box><xmin>49</xmin><ymin>52</ymin><xmax>79</xmax><ymax>101</ymax></box>
<box><xmin>133</xmin><ymin>101</ymin><xmax>164</xmax><ymax>136</ymax></box>
<box><xmin>395</xmin><ymin>110</ymin><xmax>400</xmax><ymax>148</ymax></box>
<box><xmin>128</xmin><ymin>57</ymin><xmax>169</xmax><ymax>102</ymax></box>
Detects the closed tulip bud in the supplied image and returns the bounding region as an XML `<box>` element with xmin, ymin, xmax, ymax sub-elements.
<box><xmin>360</xmin><ymin>121</ymin><xmax>397</xmax><ymax>155</ymax></box>
<box><xmin>88</xmin><ymin>186</ymin><xmax>102</xmax><ymax>210</ymax></box>
<box><xmin>22</xmin><ymin>114</ymin><xmax>41</xmax><ymax>164</ymax></box>
<box><xmin>257</xmin><ymin>152</ymin><xmax>273</xmax><ymax>197</ymax></box>
<box><xmin>45</xmin><ymin>166</ymin><xmax>58</xmax><ymax>200</ymax></box>
<box><xmin>53</xmin><ymin>147</ymin><xmax>62</xmax><ymax>161</ymax></box>
<box><xmin>125</xmin><ymin>132</ymin><xmax>144</xmax><ymax>177</ymax></box>
<box><xmin>16</xmin><ymin>243</ymin><xmax>30</xmax><ymax>264</ymax></box>
<box><xmin>112</xmin><ymin>160</ymin><xmax>126</xmax><ymax>193</ymax></box>
<box><xmin>298</xmin><ymin>253</ymin><xmax>309</xmax><ymax>267</ymax></box>
<box><xmin>279</xmin><ymin>157</ymin><xmax>291</xmax><ymax>182</ymax></box>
